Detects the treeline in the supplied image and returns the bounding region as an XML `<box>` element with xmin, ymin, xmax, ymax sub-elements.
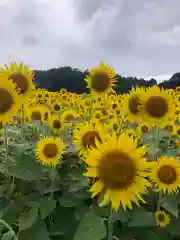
<box><xmin>34</xmin><ymin>67</ymin><xmax>180</xmax><ymax>94</ymax></box>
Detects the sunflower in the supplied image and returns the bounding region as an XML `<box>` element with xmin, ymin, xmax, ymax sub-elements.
<box><xmin>26</xmin><ymin>106</ymin><xmax>44</xmax><ymax>122</ymax></box>
<box><xmin>85</xmin><ymin>61</ymin><xmax>117</xmax><ymax>95</ymax></box>
<box><xmin>120</xmin><ymin>87</ymin><xmax>145</xmax><ymax>123</ymax></box>
<box><xmin>155</xmin><ymin>210</ymin><xmax>170</xmax><ymax>228</ymax></box>
<box><xmin>0</xmin><ymin>78</ymin><xmax>21</xmax><ymax>124</ymax></box>
<box><xmin>0</xmin><ymin>62</ymin><xmax>34</xmax><ymax>101</ymax></box>
<box><xmin>49</xmin><ymin>115</ymin><xmax>62</xmax><ymax>134</ymax></box>
<box><xmin>140</xmin><ymin>86</ymin><xmax>175</xmax><ymax>126</ymax></box>
<box><xmin>149</xmin><ymin>156</ymin><xmax>180</xmax><ymax>194</ymax></box>
<box><xmin>61</xmin><ymin>109</ymin><xmax>80</xmax><ymax>123</ymax></box>
<box><xmin>35</xmin><ymin>137</ymin><xmax>66</xmax><ymax>167</ymax></box>
<box><xmin>84</xmin><ymin>133</ymin><xmax>151</xmax><ymax>211</ymax></box>
<box><xmin>73</xmin><ymin>121</ymin><xmax>107</xmax><ymax>157</ymax></box>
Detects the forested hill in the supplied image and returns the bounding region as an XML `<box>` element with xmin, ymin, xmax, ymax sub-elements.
<box><xmin>34</xmin><ymin>67</ymin><xmax>180</xmax><ymax>94</ymax></box>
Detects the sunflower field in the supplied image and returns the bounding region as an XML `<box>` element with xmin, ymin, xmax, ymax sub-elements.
<box><xmin>0</xmin><ymin>61</ymin><xmax>180</xmax><ymax>240</ymax></box>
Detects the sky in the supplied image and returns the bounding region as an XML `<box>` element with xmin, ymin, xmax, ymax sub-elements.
<box><xmin>0</xmin><ymin>0</ymin><xmax>180</xmax><ymax>82</ymax></box>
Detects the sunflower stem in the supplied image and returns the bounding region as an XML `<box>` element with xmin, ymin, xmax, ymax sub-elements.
<box><xmin>108</xmin><ymin>205</ymin><xmax>114</xmax><ymax>240</ymax></box>
<box><xmin>3</xmin><ymin>125</ymin><xmax>11</xmax><ymax>199</ymax></box>
<box><xmin>155</xmin><ymin>126</ymin><xmax>161</xmax><ymax>209</ymax></box>
<box><xmin>21</xmin><ymin>104</ymin><xmax>25</xmax><ymax>139</ymax></box>
<box><xmin>50</xmin><ymin>168</ymin><xmax>56</xmax><ymax>199</ymax></box>
<box><xmin>0</xmin><ymin>219</ymin><xmax>18</xmax><ymax>240</ymax></box>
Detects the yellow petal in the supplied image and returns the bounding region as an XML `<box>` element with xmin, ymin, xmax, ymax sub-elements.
<box><xmin>84</xmin><ymin>167</ymin><xmax>98</xmax><ymax>178</ymax></box>
<box><xmin>90</xmin><ymin>180</ymin><xmax>104</xmax><ymax>197</ymax></box>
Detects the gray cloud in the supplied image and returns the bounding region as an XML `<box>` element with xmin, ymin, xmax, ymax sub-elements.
<box><xmin>0</xmin><ymin>0</ymin><xmax>180</xmax><ymax>81</ymax></box>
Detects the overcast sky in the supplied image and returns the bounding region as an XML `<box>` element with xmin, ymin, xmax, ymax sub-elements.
<box><xmin>0</xmin><ymin>0</ymin><xmax>180</xmax><ymax>82</ymax></box>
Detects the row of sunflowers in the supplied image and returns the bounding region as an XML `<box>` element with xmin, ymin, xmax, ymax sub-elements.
<box><xmin>0</xmin><ymin>61</ymin><xmax>179</xmax><ymax>240</ymax></box>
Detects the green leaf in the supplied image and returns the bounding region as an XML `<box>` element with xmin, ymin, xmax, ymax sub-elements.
<box><xmin>128</xmin><ymin>207</ymin><xmax>156</xmax><ymax>227</ymax></box>
<box><xmin>8</xmin><ymin>155</ymin><xmax>44</xmax><ymax>181</ymax></box>
<box><xmin>19</xmin><ymin>218</ymin><xmax>49</xmax><ymax>240</ymax></box>
<box><xmin>138</xmin><ymin>230</ymin><xmax>160</xmax><ymax>240</ymax></box>
<box><xmin>1</xmin><ymin>231</ymin><xmax>13</xmax><ymax>240</ymax></box>
<box><xmin>39</xmin><ymin>198</ymin><xmax>56</xmax><ymax>219</ymax></box>
<box><xmin>113</xmin><ymin>208</ymin><xmax>134</xmax><ymax>223</ymax></box>
<box><xmin>59</xmin><ymin>192</ymin><xmax>82</xmax><ymax>207</ymax></box>
<box><xmin>167</xmin><ymin>218</ymin><xmax>180</xmax><ymax>236</ymax></box>
<box><xmin>160</xmin><ymin>195</ymin><xmax>179</xmax><ymax>218</ymax></box>
<box><xmin>73</xmin><ymin>209</ymin><xmax>106</xmax><ymax>240</ymax></box>
<box><xmin>75</xmin><ymin>206</ymin><xmax>90</xmax><ymax>221</ymax></box>
<box><xmin>19</xmin><ymin>202</ymin><xmax>39</xmax><ymax>230</ymax></box>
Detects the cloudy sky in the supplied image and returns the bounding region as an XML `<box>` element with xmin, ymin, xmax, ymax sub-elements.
<box><xmin>0</xmin><ymin>0</ymin><xmax>180</xmax><ymax>82</ymax></box>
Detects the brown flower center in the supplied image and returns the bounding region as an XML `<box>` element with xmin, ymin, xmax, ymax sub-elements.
<box><xmin>157</xmin><ymin>213</ymin><xmax>165</xmax><ymax>222</ymax></box>
<box><xmin>177</xmin><ymin>128</ymin><xmax>180</xmax><ymax>136</ymax></box>
<box><xmin>112</xmin><ymin>103</ymin><xmax>117</xmax><ymax>109</ymax></box>
<box><xmin>43</xmin><ymin>143</ymin><xmax>58</xmax><ymax>158</ymax></box>
<box><xmin>98</xmin><ymin>151</ymin><xmax>136</xmax><ymax>189</ymax></box>
<box><xmin>44</xmin><ymin>112</ymin><xmax>49</xmax><ymax>121</ymax></box>
<box><xmin>31</xmin><ymin>111</ymin><xmax>41</xmax><ymax>121</ymax></box>
<box><xmin>164</xmin><ymin>125</ymin><xmax>173</xmax><ymax>132</ymax></box>
<box><xmin>0</xmin><ymin>88</ymin><xmax>14</xmax><ymax>113</ymax></box>
<box><xmin>9</xmin><ymin>74</ymin><xmax>29</xmax><ymax>94</ymax></box>
<box><xmin>54</xmin><ymin>104</ymin><xmax>60</xmax><ymax>111</ymax></box>
<box><xmin>113</xmin><ymin>123</ymin><xmax>119</xmax><ymax>131</ymax></box>
<box><xmin>53</xmin><ymin>120</ymin><xmax>61</xmax><ymax>129</ymax></box>
<box><xmin>145</xmin><ymin>96</ymin><xmax>168</xmax><ymax>118</ymax></box>
<box><xmin>128</xmin><ymin>96</ymin><xmax>140</xmax><ymax>115</ymax></box>
<box><xmin>157</xmin><ymin>165</ymin><xmax>177</xmax><ymax>184</ymax></box>
<box><xmin>82</xmin><ymin>130</ymin><xmax>102</xmax><ymax>149</ymax></box>
<box><xmin>91</xmin><ymin>72</ymin><xmax>110</xmax><ymax>93</ymax></box>
<box><xmin>141</xmin><ymin>125</ymin><xmax>148</xmax><ymax>133</ymax></box>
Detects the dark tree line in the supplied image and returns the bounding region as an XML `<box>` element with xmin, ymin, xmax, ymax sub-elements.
<box><xmin>34</xmin><ymin>67</ymin><xmax>180</xmax><ymax>94</ymax></box>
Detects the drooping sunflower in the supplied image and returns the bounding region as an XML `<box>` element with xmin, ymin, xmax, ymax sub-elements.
<box><xmin>155</xmin><ymin>210</ymin><xmax>170</xmax><ymax>228</ymax></box>
<box><xmin>84</xmin><ymin>133</ymin><xmax>151</xmax><ymax>211</ymax></box>
<box><xmin>149</xmin><ymin>156</ymin><xmax>180</xmax><ymax>194</ymax></box>
<box><xmin>140</xmin><ymin>86</ymin><xmax>175</xmax><ymax>126</ymax></box>
<box><xmin>61</xmin><ymin>109</ymin><xmax>80</xmax><ymax>123</ymax></box>
<box><xmin>120</xmin><ymin>87</ymin><xmax>146</xmax><ymax>123</ymax></box>
<box><xmin>35</xmin><ymin>137</ymin><xmax>66</xmax><ymax>167</ymax></box>
<box><xmin>0</xmin><ymin>62</ymin><xmax>34</xmax><ymax>101</ymax></box>
<box><xmin>85</xmin><ymin>61</ymin><xmax>117</xmax><ymax>95</ymax></box>
<box><xmin>73</xmin><ymin>121</ymin><xmax>107</xmax><ymax>157</ymax></box>
<box><xmin>0</xmin><ymin>78</ymin><xmax>21</xmax><ymax>124</ymax></box>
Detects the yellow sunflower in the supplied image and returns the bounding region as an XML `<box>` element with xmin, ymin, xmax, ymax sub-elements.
<box><xmin>73</xmin><ymin>121</ymin><xmax>107</xmax><ymax>157</ymax></box>
<box><xmin>0</xmin><ymin>62</ymin><xmax>34</xmax><ymax>101</ymax></box>
<box><xmin>26</xmin><ymin>105</ymin><xmax>44</xmax><ymax>122</ymax></box>
<box><xmin>35</xmin><ymin>137</ymin><xmax>66</xmax><ymax>167</ymax></box>
<box><xmin>140</xmin><ymin>86</ymin><xmax>175</xmax><ymax>126</ymax></box>
<box><xmin>84</xmin><ymin>133</ymin><xmax>151</xmax><ymax>211</ymax></box>
<box><xmin>85</xmin><ymin>61</ymin><xmax>117</xmax><ymax>95</ymax></box>
<box><xmin>149</xmin><ymin>156</ymin><xmax>180</xmax><ymax>194</ymax></box>
<box><xmin>0</xmin><ymin>78</ymin><xmax>21</xmax><ymax>124</ymax></box>
<box><xmin>49</xmin><ymin>115</ymin><xmax>62</xmax><ymax>134</ymax></box>
<box><xmin>120</xmin><ymin>87</ymin><xmax>146</xmax><ymax>123</ymax></box>
<box><xmin>155</xmin><ymin>210</ymin><xmax>170</xmax><ymax>228</ymax></box>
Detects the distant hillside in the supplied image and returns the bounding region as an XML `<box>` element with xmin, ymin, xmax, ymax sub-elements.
<box><xmin>34</xmin><ymin>67</ymin><xmax>180</xmax><ymax>94</ymax></box>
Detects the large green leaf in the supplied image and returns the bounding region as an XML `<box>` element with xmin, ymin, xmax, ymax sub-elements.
<box><xmin>18</xmin><ymin>218</ymin><xmax>49</xmax><ymax>240</ymax></box>
<box><xmin>128</xmin><ymin>207</ymin><xmax>156</xmax><ymax>227</ymax></box>
<box><xmin>59</xmin><ymin>191</ymin><xmax>82</xmax><ymax>207</ymax></box>
<box><xmin>167</xmin><ymin>218</ymin><xmax>180</xmax><ymax>236</ymax></box>
<box><xmin>19</xmin><ymin>202</ymin><xmax>39</xmax><ymax>230</ymax></box>
<box><xmin>113</xmin><ymin>208</ymin><xmax>134</xmax><ymax>223</ymax></box>
<box><xmin>160</xmin><ymin>195</ymin><xmax>179</xmax><ymax>218</ymax></box>
<box><xmin>73</xmin><ymin>209</ymin><xmax>106</xmax><ymax>240</ymax></box>
<box><xmin>39</xmin><ymin>198</ymin><xmax>56</xmax><ymax>219</ymax></box>
<box><xmin>8</xmin><ymin>155</ymin><xmax>44</xmax><ymax>180</ymax></box>
<box><xmin>1</xmin><ymin>231</ymin><xmax>13</xmax><ymax>240</ymax></box>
